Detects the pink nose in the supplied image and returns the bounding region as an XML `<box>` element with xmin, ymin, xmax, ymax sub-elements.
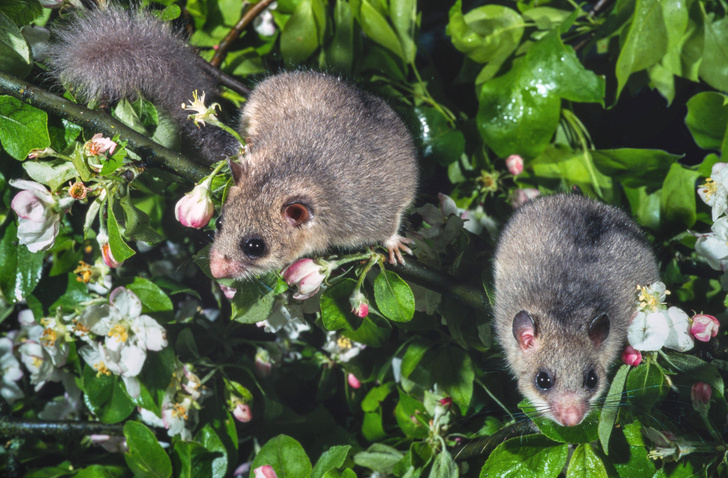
<box><xmin>551</xmin><ymin>396</ymin><xmax>587</xmax><ymax>427</ymax></box>
<box><xmin>557</xmin><ymin>406</ymin><xmax>585</xmax><ymax>427</ymax></box>
<box><xmin>209</xmin><ymin>249</ymin><xmax>243</xmax><ymax>279</ymax></box>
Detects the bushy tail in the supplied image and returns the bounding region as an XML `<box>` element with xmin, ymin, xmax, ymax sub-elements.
<box><xmin>47</xmin><ymin>6</ymin><xmax>238</xmax><ymax>163</ymax></box>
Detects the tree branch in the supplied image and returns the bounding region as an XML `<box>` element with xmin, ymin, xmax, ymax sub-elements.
<box><xmin>0</xmin><ymin>72</ymin><xmax>211</xmax><ymax>182</ymax></box>
<box><xmin>0</xmin><ymin>418</ymin><xmax>124</xmax><ymax>438</ymax></box>
<box><xmin>387</xmin><ymin>259</ymin><xmax>491</xmax><ymax>313</ymax></box>
<box><xmin>210</xmin><ymin>0</ymin><xmax>277</xmax><ymax>68</ymax></box>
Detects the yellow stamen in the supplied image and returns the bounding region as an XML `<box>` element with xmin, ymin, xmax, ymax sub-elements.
<box><xmin>95</xmin><ymin>361</ymin><xmax>111</xmax><ymax>376</ymax></box>
<box><xmin>108</xmin><ymin>324</ymin><xmax>128</xmax><ymax>343</ymax></box>
<box><xmin>41</xmin><ymin>327</ymin><xmax>57</xmax><ymax>347</ymax></box>
<box><xmin>336</xmin><ymin>336</ymin><xmax>352</xmax><ymax>351</ymax></box>
<box><xmin>700</xmin><ymin>177</ymin><xmax>717</xmax><ymax>201</ymax></box>
<box><xmin>172</xmin><ymin>403</ymin><xmax>188</xmax><ymax>420</ymax></box>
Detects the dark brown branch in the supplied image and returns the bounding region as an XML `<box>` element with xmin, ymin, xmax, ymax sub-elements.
<box><xmin>210</xmin><ymin>0</ymin><xmax>276</xmax><ymax>68</ymax></box>
<box><xmin>0</xmin><ymin>72</ymin><xmax>210</xmax><ymax>182</ymax></box>
<box><xmin>194</xmin><ymin>55</ymin><xmax>251</xmax><ymax>97</ymax></box>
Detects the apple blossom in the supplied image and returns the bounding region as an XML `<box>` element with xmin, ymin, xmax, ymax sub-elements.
<box><xmin>323</xmin><ymin>332</ymin><xmax>365</xmax><ymax>363</ymax></box>
<box><xmin>697</xmin><ymin>163</ymin><xmax>728</xmax><ymax>221</ymax></box>
<box><xmin>695</xmin><ymin>217</ymin><xmax>728</xmax><ymax>271</ymax></box>
<box><xmin>0</xmin><ymin>337</ymin><xmax>24</xmax><ymax>403</ymax></box>
<box><xmin>175</xmin><ymin>178</ymin><xmax>215</xmax><ymax>229</ymax></box>
<box><xmin>505</xmin><ymin>154</ymin><xmax>524</xmax><ymax>176</ymax></box>
<box><xmin>622</xmin><ymin>345</ymin><xmax>642</xmax><ymax>366</ymax></box>
<box><xmin>257</xmin><ymin>301</ymin><xmax>310</xmax><ymax>339</ymax></box>
<box><xmin>84</xmin><ymin>133</ymin><xmax>117</xmax><ymax>157</ymax></box>
<box><xmin>68</xmin><ymin>181</ymin><xmax>87</xmax><ymax>200</ymax></box>
<box><xmin>691</xmin><ymin>314</ymin><xmax>720</xmax><ymax>342</ymax></box>
<box><xmin>254</xmin><ymin>465</ymin><xmax>278</xmax><ymax>478</ymax></box>
<box><xmin>10</xmin><ymin>179</ymin><xmax>73</xmax><ymax>252</ymax></box>
<box><xmin>182</xmin><ymin>90</ymin><xmax>221</xmax><ymax>127</ymax></box>
<box><xmin>97</xmin><ymin>230</ymin><xmax>123</xmax><ymax>268</ymax></box>
<box><xmin>282</xmin><ymin>258</ymin><xmax>328</xmax><ymax>300</ymax></box>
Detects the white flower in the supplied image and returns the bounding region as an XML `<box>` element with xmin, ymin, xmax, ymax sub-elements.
<box><xmin>253</xmin><ymin>5</ymin><xmax>277</xmax><ymax>37</ymax></box>
<box><xmin>696</xmin><ymin>217</ymin><xmax>728</xmax><ymax>271</ymax></box>
<box><xmin>162</xmin><ymin>397</ymin><xmax>194</xmax><ymax>441</ymax></box>
<box><xmin>322</xmin><ymin>332</ymin><xmax>365</xmax><ymax>363</ymax></box>
<box><xmin>628</xmin><ymin>307</ymin><xmax>694</xmax><ymax>352</ymax></box>
<box><xmin>10</xmin><ymin>179</ymin><xmax>72</xmax><ymax>252</ymax></box>
<box><xmin>0</xmin><ymin>337</ymin><xmax>23</xmax><ymax>403</ymax></box>
<box><xmin>637</xmin><ymin>282</ymin><xmax>669</xmax><ymax>312</ymax></box>
<box><xmin>282</xmin><ymin>259</ymin><xmax>328</xmax><ymax>300</ymax></box>
<box><xmin>697</xmin><ymin>163</ymin><xmax>728</xmax><ymax>221</ymax></box>
<box><xmin>663</xmin><ymin>307</ymin><xmax>695</xmax><ymax>352</ymax></box>
<box><xmin>79</xmin><ymin>340</ymin><xmax>144</xmax><ymax>397</ymax></box>
<box><xmin>257</xmin><ymin>301</ymin><xmax>310</xmax><ymax>340</ymax></box>
<box><xmin>18</xmin><ymin>340</ymin><xmax>67</xmax><ymax>390</ymax></box>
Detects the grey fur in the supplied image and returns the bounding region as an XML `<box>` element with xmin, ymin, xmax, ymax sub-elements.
<box><xmin>210</xmin><ymin>71</ymin><xmax>419</xmax><ymax>278</ymax></box>
<box><xmin>46</xmin><ymin>6</ymin><xmax>238</xmax><ymax>163</ymax></box>
<box><xmin>493</xmin><ymin>194</ymin><xmax>659</xmax><ymax>425</ymax></box>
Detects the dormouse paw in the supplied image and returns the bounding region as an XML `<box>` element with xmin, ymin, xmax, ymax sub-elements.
<box><xmin>384</xmin><ymin>235</ymin><xmax>413</xmax><ymax>265</ymax></box>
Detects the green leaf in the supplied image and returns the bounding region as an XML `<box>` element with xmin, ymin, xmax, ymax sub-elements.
<box><xmin>230</xmin><ymin>285</ymin><xmax>276</xmax><ymax>324</ymax></box>
<box><xmin>173</xmin><ymin>441</ymin><xmax>216</xmax><ymax>478</ymax></box>
<box><xmin>611</xmin><ymin>421</ymin><xmax>656</xmax><ymax>478</ymax></box>
<box><xmin>626</xmin><ymin>360</ymin><xmax>666</xmax><ymax>410</ymax></box>
<box><xmin>325</xmin><ymin>0</ymin><xmax>355</xmax><ymax>72</ymax></box>
<box><xmin>0</xmin><ymin>95</ymin><xmax>50</xmax><ymax>160</ymax></box>
<box><xmin>22</xmin><ymin>160</ymin><xmax>78</xmax><ymax>192</ymax></box>
<box><xmin>660</xmin><ymin>163</ymin><xmax>700</xmax><ymax>229</ymax></box>
<box><xmin>341</xmin><ymin>313</ymin><xmax>391</xmax><ymax>347</ymax></box>
<box><xmin>312</xmin><ymin>445</ymin><xmax>351</xmax><ymax>478</ymax></box>
<box><xmin>355</xmin><ymin>0</ymin><xmax>404</xmax><ymax>60</ymax></box>
<box><xmin>699</xmin><ymin>14</ymin><xmax>728</xmax><ymax>93</ymax></box>
<box><xmin>0</xmin><ymin>11</ymin><xmax>31</xmax><ymax>77</ymax></box>
<box><xmin>665</xmin><ymin>353</ymin><xmax>724</xmax><ymax>397</ymax></box>
<box><xmin>390</xmin><ymin>0</ymin><xmax>417</xmax><ymax>64</ymax></box>
<box><xmin>280</xmin><ymin>0</ymin><xmax>325</xmax><ymax>64</ymax></box>
<box><xmin>521</xmin><ymin>399</ymin><xmax>599</xmax><ymax>444</ymax></box>
<box><xmin>373</xmin><ymin>270</ymin><xmax>415</xmax><ymax>322</ymax></box>
<box><xmin>446</xmin><ymin>0</ymin><xmax>524</xmax><ymax>64</ymax></box>
<box><xmin>566</xmin><ymin>444</ymin><xmax>607</xmax><ymax>478</ymax></box>
<box><xmin>401</xmin><ymin>338</ymin><xmax>433</xmax><ymax>379</ymax></box>
<box><xmin>394</xmin><ymin>389</ymin><xmax>428</xmax><ymax>439</ymax></box>
<box><xmin>250</xmin><ymin>434</ymin><xmax>313</xmax><ymax>478</ymax></box>
<box><xmin>124</xmin><ymin>421</ymin><xmax>173</xmax><ymax>478</ymax></box>
<box><xmin>433</xmin><ymin>346</ymin><xmax>473</xmax><ymax>414</ymax></box>
<box><xmin>685</xmin><ymin>91</ymin><xmax>728</xmax><ymax>157</ymax></box>
<box><xmin>107</xmin><ymin>199</ymin><xmax>136</xmax><ymax>262</ymax></box>
<box><xmin>590</xmin><ymin>148</ymin><xmax>681</xmax><ymax>190</ymax></box>
<box><xmin>615</xmin><ymin>0</ymin><xmax>669</xmax><ymax>99</ymax></box>
<box><xmin>411</xmin><ymin>106</ymin><xmax>465</xmax><ymax>166</ymax></box>
<box><xmin>0</xmin><ymin>0</ymin><xmax>43</xmax><ymax>25</ymax></box>
<box><xmin>0</xmin><ymin>222</ymin><xmax>44</xmax><ymax>303</ymax></box>
<box><xmin>125</xmin><ymin>276</ymin><xmax>174</xmax><ymax>314</ymax></box>
<box><xmin>479</xmin><ymin>434</ymin><xmax>569</xmax><ymax>478</ymax></box>
<box><xmin>599</xmin><ymin>364</ymin><xmax>629</xmax><ymax>454</ymax></box>
<box><xmin>428</xmin><ymin>449</ymin><xmax>458</xmax><ymax>478</ymax></box>
<box><xmin>353</xmin><ymin>443</ymin><xmax>404</xmax><ymax>472</ymax></box>
<box><xmin>196</xmin><ymin>424</ymin><xmax>229</xmax><ymax>478</ymax></box>
<box><xmin>131</xmin><ymin>347</ymin><xmax>176</xmax><ymax>416</ymax></box>
<box><xmin>82</xmin><ymin>365</ymin><xmax>135</xmax><ymax>424</ymax></box>
<box><xmin>320</xmin><ymin>278</ymin><xmax>362</xmax><ymax>331</ymax></box>
<box><xmin>529</xmin><ymin>145</ymin><xmax>613</xmax><ymax>199</ymax></box>
<box><xmin>73</xmin><ymin>465</ymin><xmax>127</xmax><ymax>478</ymax></box>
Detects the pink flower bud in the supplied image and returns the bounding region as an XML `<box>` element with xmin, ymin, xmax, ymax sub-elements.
<box><xmin>505</xmin><ymin>154</ymin><xmax>524</xmax><ymax>176</ymax></box>
<box><xmin>68</xmin><ymin>181</ymin><xmax>87</xmax><ymax>200</ymax></box>
<box><xmin>84</xmin><ymin>133</ymin><xmax>117</xmax><ymax>156</ymax></box>
<box><xmin>10</xmin><ymin>179</ymin><xmax>66</xmax><ymax>252</ymax></box>
<box><xmin>347</xmin><ymin>373</ymin><xmax>361</xmax><ymax>389</ymax></box>
<box><xmin>691</xmin><ymin>314</ymin><xmax>720</xmax><ymax>342</ymax></box>
<box><xmin>253</xmin><ymin>465</ymin><xmax>278</xmax><ymax>478</ymax></box>
<box><xmin>621</xmin><ymin>345</ymin><xmax>642</xmax><ymax>366</ymax></box>
<box><xmin>282</xmin><ymin>258</ymin><xmax>327</xmax><ymax>300</ymax></box>
<box><xmin>255</xmin><ymin>349</ymin><xmax>272</xmax><ymax>378</ymax></box>
<box><xmin>175</xmin><ymin>182</ymin><xmax>214</xmax><ymax>229</ymax></box>
<box><xmin>349</xmin><ymin>290</ymin><xmax>369</xmax><ymax>318</ymax></box>
<box><xmin>219</xmin><ymin>284</ymin><xmax>237</xmax><ymax>300</ymax></box>
<box><xmin>439</xmin><ymin>397</ymin><xmax>453</xmax><ymax>407</ymax></box>
<box><xmin>510</xmin><ymin>188</ymin><xmax>540</xmax><ymax>208</ymax></box>
<box><xmin>233</xmin><ymin>403</ymin><xmax>252</xmax><ymax>423</ymax></box>
<box><xmin>99</xmin><ymin>235</ymin><xmax>123</xmax><ymax>269</ymax></box>
<box><xmin>692</xmin><ymin>382</ymin><xmax>712</xmax><ymax>412</ymax></box>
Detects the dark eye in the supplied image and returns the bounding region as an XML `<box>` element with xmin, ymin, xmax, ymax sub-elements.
<box><xmin>585</xmin><ymin>369</ymin><xmax>598</xmax><ymax>390</ymax></box>
<box><xmin>215</xmin><ymin>213</ymin><xmax>224</xmax><ymax>232</ymax></box>
<box><xmin>241</xmin><ymin>238</ymin><xmax>265</xmax><ymax>258</ymax></box>
<box><xmin>536</xmin><ymin>371</ymin><xmax>552</xmax><ymax>391</ymax></box>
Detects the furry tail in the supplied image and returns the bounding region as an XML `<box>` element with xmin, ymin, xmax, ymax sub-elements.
<box><xmin>47</xmin><ymin>6</ymin><xmax>239</xmax><ymax>163</ymax></box>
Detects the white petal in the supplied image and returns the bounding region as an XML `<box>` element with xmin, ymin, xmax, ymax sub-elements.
<box><xmin>122</xmin><ymin>376</ymin><xmax>141</xmax><ymax>398</ymax></box>
<box><xmin>110</xmin><ymin>287</ymin><xmax>142</xmax><ymax>319</ymax></box>
<box><xmin>80</xmin><ymin>304</ymin><xmax>114</xmax><ymax>335</ymax></box>
<box><xmin>131</xmin><ymin>315</ymin><xmax>167</xmax><ymax>351</ymax></box>
<box><xmin>120</xmin><ymin>345</ymin><xmax>146</xmax><ymax>377</ymax></box>
<box><xmin>663</xmin><ymin>307</ymin><xmax>695</xmax><ymax>352</ymax></box>
<box><xmin>627</xmin><ymin>311</ymin><xmax>669</xmax><ymax>351</ymax></box>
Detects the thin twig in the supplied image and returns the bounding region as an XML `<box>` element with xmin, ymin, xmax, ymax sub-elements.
<box><xmin>194</xmin><ymin>55</ymin><xmax>251</xmax><ymax>97</ymax></box>
<box><xmin>0</xmin><ymin>72</ymin><xmax>210</xmax><ymax>182</ymax></box>
<box><xmin>210</xmin><ymin>0</ymin><xmax>276</xmax><ymax>68</ymax></box>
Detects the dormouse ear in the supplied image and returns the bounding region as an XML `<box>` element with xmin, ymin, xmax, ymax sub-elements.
<box><xmin>228</xmin><ymin>157</ymin><xmax>246</xmax><ymax>183</ymax></box>
<box><xmin>282</xmin><ymin>201</ymin><xmax>312</xmax><ymax>227</ymax></box>
<box><xmin>513</xmin><ymin>310</ymin><xmax>537</xmax><ymax>351</ymax></box>
<box><xmin>588</xmin><ymin>313</ymin><xmax>610</xmax><ymax>347</ymax></box>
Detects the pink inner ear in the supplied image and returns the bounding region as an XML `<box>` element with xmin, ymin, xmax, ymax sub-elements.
<box><xmin>517</xmin><ymin>329</ymin><xmax>536</xmax><ymax>351</ymax></box>
<box><xmin>283</xmin><ymin>203</ymin><xmax>310</xmax><ymax>227</ymax></box>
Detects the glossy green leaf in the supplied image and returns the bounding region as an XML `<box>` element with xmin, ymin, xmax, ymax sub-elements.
<box><xmin>429</xmin><ymin>449</ymin><xmax>458</xmax><ymax>478</ymax></box>
<box><xmin>590</xmin><ymin>148</ymin><xmax>681</xmax><ymax>190</ymax></box>
<box><xmin>660</xmin><ymin>163</ymin><xmax>700</xmax><ymax>229</ymax></box>
<box><xmin>355</xmin><ymin>0</ymin><xmax>404</xmax><ymax>60</ymax></box>
<box><xmin>699</xmin><ymin>15</ymin><xmax>728</xmax><ymax>93</ymax></box>
<box><xmin>353</xmin><ymin>443</ymin><xmax>404</xmax><ymax>472</ymax></box>
<box><xmin>611</xmin><ymin>422</ymin><xmax>656</xmax><ymax>478</ymax></box>
<box><xmin>615</xmin><ymin>0</ymin><xmax>669</xmax><ymax>99</ymax></box>
<box><xmin>446</xmin><ymin>0</ymin><xmax>524</xmax><ymax>64</ymax></box>
<box><xmin>394</xmin><ymin>390</ymin><xmax>428</xmax><ymax>439</ymax></box>
<box><xmin>230</xmin><ymin>285</ymin><xmax>276</xmax><ymax>324</ymax></box>
<box><xmin>83</xmin><ymin>365</ymin><xmax>135</xmax><ymax>423</ymax></box>
<box><xmin>665</xmin><ymin>353</ymin><xmax>724</xmax><ymax>397</ymax></box>
<box><xmin>390</xmin><ymin>0</ymin><xmax>417</xmax><ymax>64</ymax></box>
<box><xmin>529</xmin><ymin>145</ymin><xmax>613</xmax><ymax>199</ymax></box>
<box><xmin>373</xmin><ymin>270</ymin><xmax>415</xmax><ymax>322</ymax></box>
<box><xmin>321</xmin><ymin>278</ymin><xmax>362</xmax><ymax>331</ymax></box>
<box><xmin>22</xmin><ymin>160</ymin><xmax>77</xmax><ymax>192</ymax></box>
<box><xmin>599</xmin><ymin>364</ymin><xmax>629</xmax><ymax>454</ymax></box>
<box><xmin>250</xmin><ymin>434</ymin><xmax>313</xmax><ymax>478</ymax></box>
<box><xmin>0</xmin><ymin>0</ymin><xmax>43</xmax><ymax>25</ymax></box>
<box><xmin>312</xmin><ymin>445</ymin><xmax>351</xmax><ymax>478</ymax></box>
<box><xmin>412</xmin><ymin>106</ymin><xmax>465</xmax><ymax>166</ymax></box>
<box><xmin>280</xmin><ymin>0</ymin><xmax>324</xmax><ymax>64</ymax></box>
<box><xmin>401</xmin><ymin>338</ymin><xmax>433</xmax><ymax>378</ymax></box>
<box><xmin>479</xmin><ymin>434</ymin><xmax>569</xmax><ymax>478</ymax></box>
<box><xmin>626</xmin><ymin>360</ymin><xmax>666</xmax><ymax>410</ymax></box>
<box><xmin>0</xmin><ymin>221</ymin><xmax>44</xmax><ymax>303</ymax></box>
<box><xmin>173</xmin><ymin>441</ymin><xmax>215</xmax><ymax>478</ymax></box>
<box><xmin>124</xmin><ymin>421</ymin><xmax>173</xmax><ymax>478</ymax></box>
<box><xmin>196</xmin><ymin>424</ymin><xmax>229</xmax><ymax>478</ymax></box>
<box><xmin>0</xmin><ymin>11</ymin><xmax>31</xmax><ymax>77</ymax></box>
<box><xmin>125</xmin><ymin>276</ymin><xmax>174</xmax><ymax>313</ymax></box>
<box><xmin>566</xmin><ymin>444</ymin><xmax>607</xmax><ymax>478</ymax></box>
<box><xmin>107</xmin><ymin>200</ymin><xmax>136</xmax><ymax>262</ymax></box>
<box><xmin>0</xmin><ymin>95</ymin><xmax>50</xmax><ymax>160</ymax></box>
<box><xmin>685</xmin><ymin>91</ymin><xmax>728</xmax><ymax>157</ymax></box>
<box><xmin>325</xmin><ymin>0</ymin><xmax>355</xmax><ymax>72</ymax></box>
<box><xmin>341</xmin><ymin>313</ymin><xmax>391</xmax><ymax>347</ymax></box>
<box><xmin>433</xmin><ymin>346</ymin><xmax>474</xmax><ymax>414</ymax></box>
<box><xmin>521</xmin><ymin>399</ymin><xmax>599</xmax><ymax>444</ymax></box>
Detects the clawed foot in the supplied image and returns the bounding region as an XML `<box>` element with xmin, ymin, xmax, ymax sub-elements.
<box><xmin>384</xmin><ymin>235</ymin><xmax>414</xmax><ymax>265</ymax></box>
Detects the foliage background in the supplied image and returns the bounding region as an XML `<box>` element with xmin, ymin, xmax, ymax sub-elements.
<box><xmin>1</xmin><ymin>0</ymin><xmax>728</xmax><ymax>476</ymax></box>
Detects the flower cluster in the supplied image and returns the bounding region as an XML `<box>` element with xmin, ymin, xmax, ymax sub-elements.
<box><xmin>696</xmin><ymin>163</ymin><xmax>728</xmax><ymax>284</ymax></box>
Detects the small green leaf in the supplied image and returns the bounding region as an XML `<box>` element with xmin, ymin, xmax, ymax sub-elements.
<box><xmin>250</xmin><ymin>434</ymin><xmax>313</xmax><ymax>478</ymax></box>
<box><xmin>312</xmin><ymin>445</ymin><xmax>351</xmax><ymax>478</ymax></box>
<box><xmin>0</xmin><ymin>12</ymin><xmax>31</xmax><ymax>77</ymax></box>
<box><xmin>566</xmin><ymin>444</ymin><xmax>608</xmax><ymax>478</ymax></box>
<box><xmin>433</xmin><ymin>346</ymin><xmax>474</xmax><ymax>414</ymax></box>
<box><xmin>320</xmin><ymin>278</ymin><xmax>362</xmax><ymax>331</ymax></box>
<box><xmin>599</xmin><ymin>364</ymin><xmax>629</xmax><ymax>454</ymax></box>
<box><xmin>0</xmin><ymin>221</ymin><xmax>44</xmax><ymax>303</ymax></box>
<box><xmin>373</xmin><ymin>270</ymin><xmax>414</xmax><ymax>322</ymax></box>
<box><xmin>394</xmin><ymin>390</ymin><xmax>428</xmax><ymax>439</ymax></box>
<box><xmin>124</xmin><ymin>421</ymin><xmax>173</xmax><ymax>478</ymax></box>
<box><xmin>230</xmin><ymin>285</ymin><xmax>276</xmax><ymax>324</ymax></box>
<box><xmin>0</xmin><ymin>95</ymin><xmax>50</xmax><ymax>160</ymax></box>
<box><xmin>590</xmin><ymin>148</ymin><xmax>681</xmax><ymax>190</ymax></box>
<box><xmin>685</xmin><ymin>91</ymin><xmax>728</xmax><ymax>157</ymax></box>
<box><xmin>107</xmin><ymin>199</ymin><xmax>136</xmax><ymax>262</ymax></box>
<box><xmin>355</xmin><ymin>0</ymin><xmax>404</xmax><ymax>60</ymax></box>
<box><xmin>390</xmin><ymin>0</ymin><xmax>417</xmax><ymax>64</ymax></box>
<box><xmin>479</xmin><ymin>434</ymin><xmax>569</xmax><ymax>478</ymax></box>
<box><xmin>521</xmin><ymin>399</ymin><xmax>599</xmax><ymax>444</ymax></box>
<box><xmin>124</xmin><ymin>276</ymin><xmax>174</xmax><ymax>314</ymax></box>
<box><xmin>83</xmin><ymin>365</ymin><xmax>135</xmax><ymax>424</ymax></box>
<box><xmin>660</xmin><ymin>163</ymin><xmax>700</xmax><ymax>229</ymax></box>
<box><xmin>626</xmin><ymin>360</ymin><xmax>667</xmax><ymax>410</ymax></box>
<box><xmin>353</xmin><ymin>443</ymin><xmax>404</xmax><ymax>472</ymax></box>
<box><xmin>280</xmin><ymin>0</ymin><xmax>325</xmax><ymax>64</ymax></box>
<box><xmin>22</xmin><ymin>160</ymin><xmax>78</xmax><ymax>192</ymax></box>
<box><xmin>325</xmin><ymin>0</ymin><xmax>355</xmax><ymax>72</ymax></box>
<box><xmin>173</xmin><ymin>441</ymin><xmax>216</xmax><ymax>478</ymax></box>
<box><xmin>429</xmin><ymin>449</ymin><xmax>458</xmax><ymax>478</ymax></box>
<box><xmin>699</xmin><ymin>14</ymin><xmax>728</xmax><ymax>93</ymax></box>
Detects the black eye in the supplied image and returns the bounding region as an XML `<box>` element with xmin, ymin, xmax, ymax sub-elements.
<box><xmin>216</xmin><ymin>213</ymin><xmax>224</xmax><ymax>232</ymax></box>
<box><xmin>536</xmin><ymin>371</ymin><xmax>552</xmax><ymax>391</ymax></box>
<box><xmin>241</xmin><ymin>238</ymin><xmax>265</xmax><ymax>258</ymax></box>
<box><xmin>585</xmin><ymin>369</ymin><xmax>598</xmax><ymax>390</ymax></box>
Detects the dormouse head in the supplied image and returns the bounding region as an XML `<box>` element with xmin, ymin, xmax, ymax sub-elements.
<box><xmin>511</xmin><ymin>310</ymin><xmax>611</xmax><ymax>427</ymax></box>
<box><xmin>208</xmin><ymin>159</ymin><xmax>325</xmax><ymax>280</ymax></box>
